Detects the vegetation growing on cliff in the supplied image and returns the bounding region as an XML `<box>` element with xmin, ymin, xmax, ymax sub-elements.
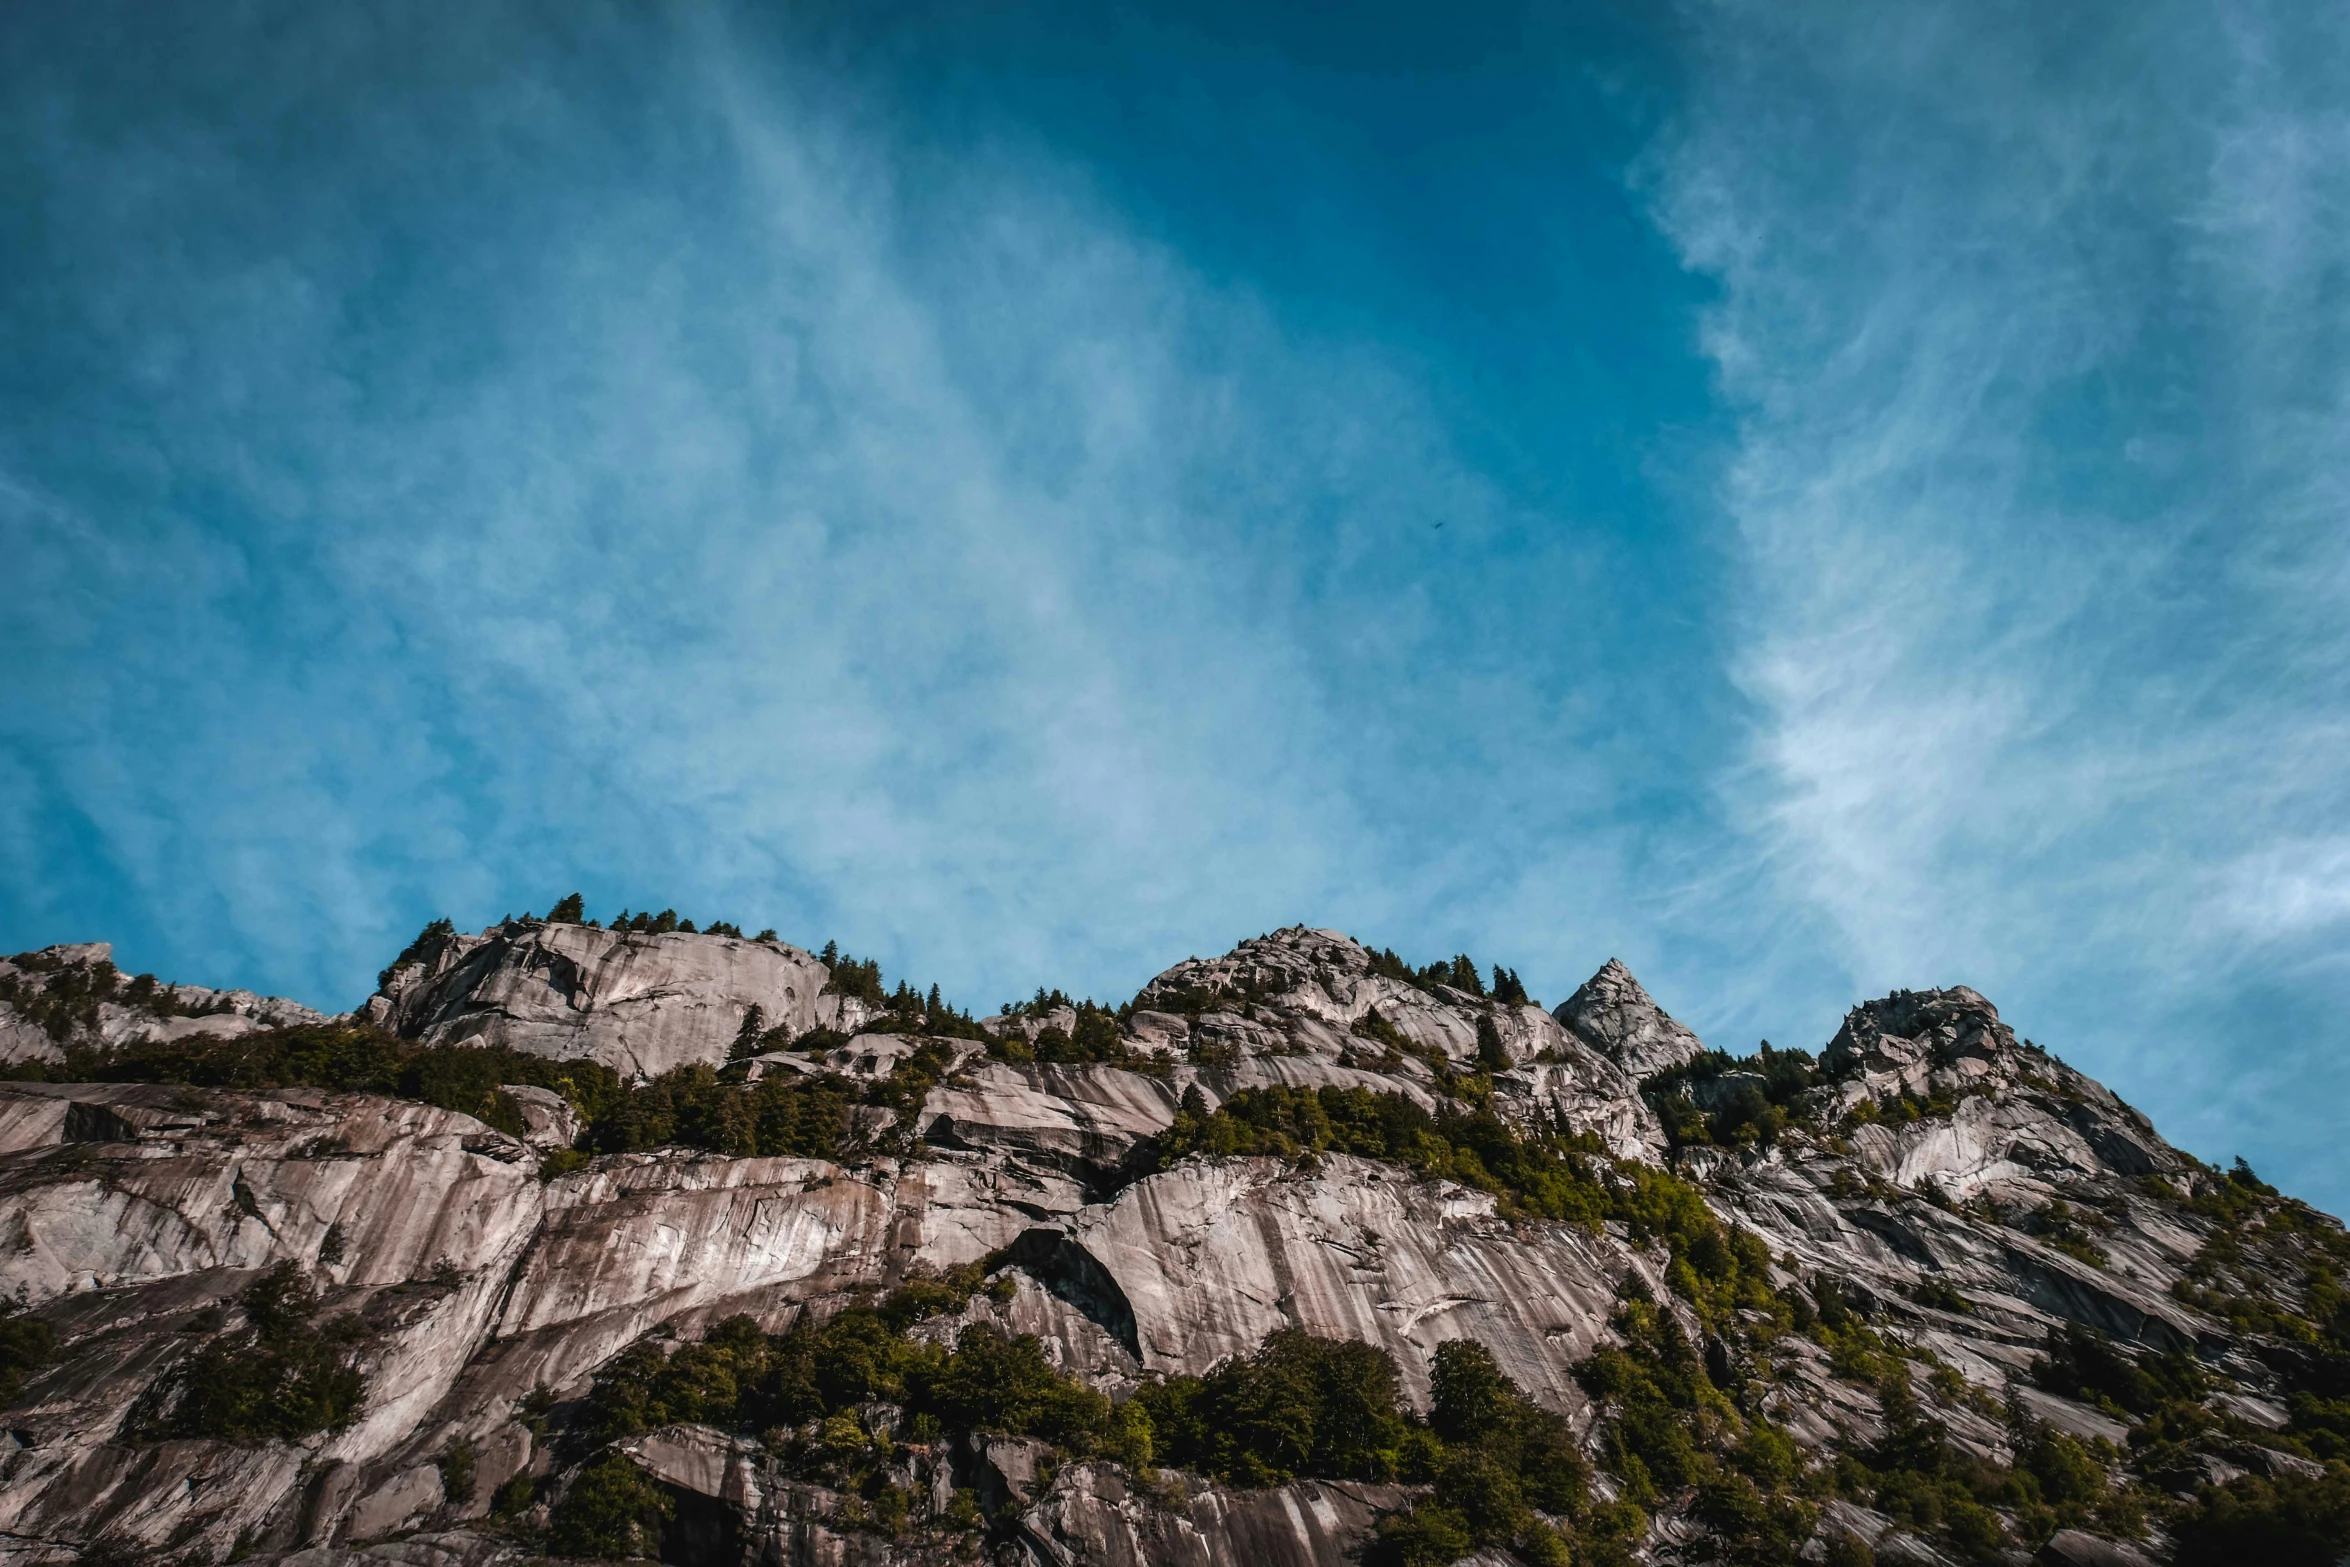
<box><xmin>587</xmin><ymin>1065</ymin><xmax>856</xmax><ymax>1158</ymax></box>
<box><xmin>1137</xmin><ymin>1084</ymin><xmax>2236</xmax><ymax>1565</ymax></box>
<box><xmin>531</xmin><ymin>1174</ymin><xmax>2350</xmax><ymax>1567</ymax></box>
<box><xmin>1146</xmin><ymin>1084</ymin><xmax>1611</xmax><ymax>1225</ymax></box>
<box><xmin>575</xmin><ymin>1265</ymin><xmax>1135</xmax><ymax>1459</ymax></box>
<box><xmin>1142</xmin><ymin>1083</ymin><xmax>1781</xmax><ymax>1336</ymax></box>
<box><xmin>1642</xmin><ymin>1043</ymin><xmax>1819</xmax><ymax>1151</ymax></box>
<box><xmin>986</xmin><ymin>998</ymin><xmax>1146</xmax><ymax>1068</ymax></box>
<box><xmin>1361</xmin><ymin>947</ymin><xmax>1529</xmax><ymax>1002</ymax></box>
<box><xmin>1136</xmin><ymin>1329</ymin><xmax>1435</xmax><ymax>1486</ymax></box>
<box><xmin>546</xmin><ymin>1453</ymin><xmax>673</xmax><ymax>1559</ymax></box>
<box><xmin>558</xmin><ymin>1288</ymin><xmax>1608</xmax><ymax>1567</ymax></box>
<box><xmin>549</xmin><ymin>1263</ymin><xmax>1143</xmax><ymax>1553</ymax></box>
<box><xmin>0</xmin><ymin>1299</ymin><xmax>55</xmax><ymax>1405</ymax></box>
<box><xmin>1367</xmin><ymin>1341</ymin><xmax>1605</xmax><ymax>1567</ymax></box>
<box><xmin>2</xmin><ymin>1022</ymin><xmax>637</xmax><ymax>1140</ymax></box>
<box><xmin>141</xmin><ymin>1263</ymin><xmax>365</xmax><ymax>1442</ymax></box>
<box><xmin>2120</xmin><ymin>1159</ymin><xmax>2350</xmax><ymax>1565</ymax></box>
<box><xmin>0</xmin><ymin>1020</ymin><xmax>984</xmax><ymax>1167</ymax></box>
<box><xmin>0</xmin><ymin>947</ymin><xmax>244</xmax><ymax>1040</ymax></box>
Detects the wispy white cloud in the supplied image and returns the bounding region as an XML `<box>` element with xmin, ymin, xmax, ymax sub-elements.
<box><xmin>11</xmin><ymin>0</ymin><xmax>2344</xmax><ymax>1206</ymax></box>
<box><xmin>1</xmin><ymin>11</ymin><xmax>1641</xmax><ymax>1010</ymax></box>
<box><xmin>2210</xmin><ymin>838</ymin><xmax>2350</xmax><ymax>945</ymax></box>
<box><xmin>1651</xmin><ymin>0</ymin><xmax>2350</xmax><ymax>1188</ymax></box>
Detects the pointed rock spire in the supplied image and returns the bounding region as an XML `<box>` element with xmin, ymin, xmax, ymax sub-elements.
<box><xmin>1554</xmin><ymin>958</ymin><xmax>1709</xmax><ymax>1081</ymax></box>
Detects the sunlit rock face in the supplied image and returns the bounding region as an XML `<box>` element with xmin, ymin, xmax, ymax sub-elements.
<box><xmin>0</xmin><ymin>942</ymin><xmax>330</xmax><ymax>1066</ymax></box>
<box><xmin>1054</xmin><ymin>1153</ymin><xmax>1637</xmax><ymax>1412</ymax></box>
<box><xmin>364</xmin><ymin>920</ymin><xmax>874</xmax><ymax>1078</ymax></box>
<box><xmin>1553</xmin><ymin>956</ymin><xmax>1711</xmax><ymax>1081</ymax></box>
<box><xmin>0</xmin><ymin>922</ymin><xmax>2327</xmax><ymax>1567</ymax></box>
<box><xmin>0</xmin><ymin>1081</ymin><xmax>543</xmax><ymax>1561</ymax></box>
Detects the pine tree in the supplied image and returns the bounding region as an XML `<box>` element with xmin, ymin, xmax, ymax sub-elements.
<box><xmin>731</xmin><ymin>1006</ymin><xmax>765</xmax><ymax>1060</ymax></box>
<box><xmin>1446</xmin><ymin>955</ymin><xmax>1486</xmax><ymax>996</ymax></box>
<box><xmin>549</xmin><ymin>893</ymin><xmax>586</xmax><ymax>924</ymax></box>
<box><xmin>1476</xmin><ymin>1014</ymin><xmax>1511</xmax><ymax>1072</ymax></box>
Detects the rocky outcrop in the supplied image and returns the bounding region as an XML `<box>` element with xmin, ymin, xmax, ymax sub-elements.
<box><xmin>1491</xmin><ymin>1052</ymin><xmax>1662</xmax><ymax>1162</ymax></box>
<box><xmin>0</xmin><ymin>942</ymin><xmax>329</xmax><ymax>1065</ymax></box>
<box><xmin>1554</xmin><ymin>957</ymin><xmax>1709</xmax><ymax>1080</ymax></box>
<box><xmin>363</xmin><ymin>921</ymin><xmax>874</xmax><ymax>1078</ymax></box>
<box><xmin>0</xmin><ymin>923</ymin><xmax>2328</xmax><ymax>1567</ymax></box>
<box><xmin>1821</xmin><ymin>986</ymin><xmax>2025</xmax><ymax>1104</ymax></box>
<box><xmin>1686</xmin><ymin>990</ymin><xmax>2215</xmax><ymax>1443</ymax></box>
<box><xmin>1137</xmin><ymin>929</ymin><xmax>1508</xmax><ymax>1070</ymax></box>
<box><xmin>0</xmin><ymin>1082</ymin><xmax>541</xmax><ymax>1561</ymax></box>
<box><xmin>607</xmin><ymin>1421</ymin><xmax>1407</xmax><ymax>1567</ymax></box>
<box><xmin>922</xmin><ymin>1063</ymin><xmax>1182</xmax><ymax>1182</ymax></box>
<box><xmin>1015</xmin><ymin>1463</ymin><xmax>1406</xmax><ymax>1567</ymax></box>
<box><xmin>1808</xmin><ymin>987</ymin><xmax>2180</xmax><ymax>1196</ymax></box>
<box><xmin>0</xmin><ymin>1083</ymin><xmax>537</xmax><ymax>1306</ymax></box>
<box><xmin>1057</xmin><ymin>1155</ymin><xmax>1633</xmax><ymax>1414</ymax></box>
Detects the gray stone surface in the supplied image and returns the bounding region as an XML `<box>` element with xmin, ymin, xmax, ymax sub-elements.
<box><xmin>365</xmin><ymin>920</ymin><xmax>875</xmax><ymax>1078</ymax></box>
<box><xmin>1555</xmin><ymin>956</ymin><xmax>1711</xmax><ymax>1080</ymax></box>
<box><xmin>2039</xmin><ymin>1528</ymin><xmax>2157</xmax><ymax>1567</ymax></box>
<box><xmin>0</xmin><ymin>923</ymin><xmax>2327</xmax><ymax>1566</ymax></box>
<box><xmin>0</xmin><ymin>942</ymin><xmax>331</xmax><ymax>1065</ymax></box>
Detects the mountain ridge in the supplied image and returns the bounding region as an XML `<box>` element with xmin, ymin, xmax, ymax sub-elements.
<box><xmin>0</xmin><ymin>919</ymin><xmax>2339</xmax><ymax>1566</ymax></box>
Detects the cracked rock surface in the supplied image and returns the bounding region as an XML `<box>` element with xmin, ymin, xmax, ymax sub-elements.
<box><xmin>0</xmin><ymin>924</ymin><xmax>2332</xmax><ymax>1567</ymax></box>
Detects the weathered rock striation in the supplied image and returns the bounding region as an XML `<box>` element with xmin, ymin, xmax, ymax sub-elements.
<box><xmin>1554</xmin><ymin>958</ymin><xmax>1709</xmax><ymax>1083</ymax></box>
<box><xmin>0</xmin><ymin>921</ymin><xmax>2334</xmax><ymax>1567</ymax></box>
<box><xmin>366</xmin><ymin>924</ymin><xmax>875</xmax><ymax>1079</ymax></box>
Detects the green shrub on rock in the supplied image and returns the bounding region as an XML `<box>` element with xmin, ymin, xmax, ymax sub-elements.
<box><xmin>1138</xmin><ymin>1329</ymin><xmax>1419</xmax><ymax>1485</ymax></box>
<box><xmin>0</xmin><ymin>1300</ymin><xmax>56</xmax><ymax>1404</ymax></box>
<box><xmin>1358</xmin><ymin>1340</ymin><xmax>1600</xmax><ymax>1566</ymax></box>
<box><xmin>2173</xmin><ymin>1467</ymin><xmax>2350</xmax><ymax>1567</ymax></box>
<box><xmin>547</xmin><ymin>1453</ymin><xmax>672</xmax><ymax>1559</ymax></box>
<box><xmin>152</xmin><ymin>1263</ymin><xmax>365</xmax><ymax>1442</ymax></box>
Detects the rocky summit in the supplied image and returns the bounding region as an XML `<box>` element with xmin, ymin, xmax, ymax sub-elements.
<box><xmin>0</xmin><ymin>920</ymin><xmax>2341</xmax><ymax>1567</ymax></box>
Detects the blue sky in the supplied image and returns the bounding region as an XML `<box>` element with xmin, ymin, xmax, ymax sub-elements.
<box><xmin>5</xmin><ymin>1</ymin><xmax>2347</xmax><ymax>1207</ymax></box>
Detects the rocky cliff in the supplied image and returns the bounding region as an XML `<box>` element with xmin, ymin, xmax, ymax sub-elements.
<box><xmin>0</xmin><ymin>922</ymin><xmax>2338</xmax><ymax>1567</ymax></box>
<box><xmin>365</xmin><ymin>924</ymin><xmax>875</xmax><ymax>1079</ymax></box>
<box><xmin>0</xmin><ymin>943</ymin><xmax>328</xmax><ymax>1065</ymax></box>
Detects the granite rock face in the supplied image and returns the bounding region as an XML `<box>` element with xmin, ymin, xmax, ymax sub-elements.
<box><xmin>0</xmin><ymin>943</ymin><xmax>330</xmax><ymax>1065</ymax></box>
<box><xmin>1554</xmin><ymin>957</ymin><xmax>1709</xmax><ymax>1081</ymax></box>
<box><xmin>364</xmin><ymin>921</ymin><xmax>875</xmax><ymax>1078</ymax></box>
<box><xmin>0</xmin><ymin>925</ymin><xmax>2331</xmax><ymax>1567</ymax></box>
<box><xmin>0</xmin><ymin>1082</ymin><xmax>542</xmax><ymax>1560</ymax></box>
<box><xmin>1056</xmin><ymin>1154</ymin><xmax>1634</xmax><ymax>1412</ymax></box>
